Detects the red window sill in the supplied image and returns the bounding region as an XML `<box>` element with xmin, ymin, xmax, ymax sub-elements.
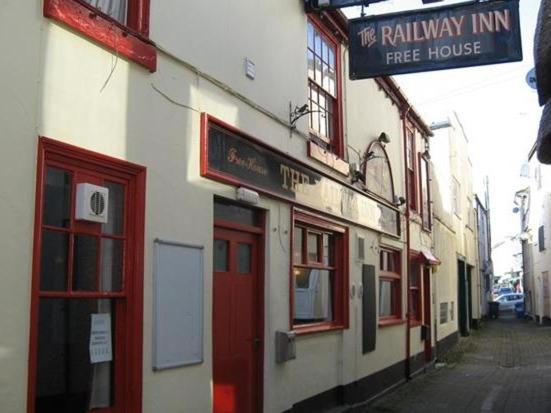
<box><xmin>292</xmin><ymin>322</ymin><xmax>346</xmax><ymax>336</ymax></box>
<box><xmin>378</xmin><ymin>318</ymin><xmax>406</xmax><ymax>328</ymax></box>
<box><xmin>44</xmin><ymin>0</ymin><xmax>157</xmax><ymax>72</ymax></box>
<box><xmin>409</xmin><ymin>319</ymin><xmax>422</xmax><ymax>328</ymax></box>
<box><xmin>307</xmin><ymin>141</ymin><xmax>349</xmax><ymax>176</ymax></box>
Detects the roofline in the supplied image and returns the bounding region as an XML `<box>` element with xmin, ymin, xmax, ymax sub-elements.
<box><xmin>374</xmin><ymin>76</ymin><xmax>433</xmax><ymax>137</ymax></box>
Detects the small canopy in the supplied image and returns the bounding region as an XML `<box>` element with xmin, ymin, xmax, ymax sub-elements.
<box><xmin>420</xmin><ymin>249</ymin><xmax>441</xmax><ymax>266</ymax></box>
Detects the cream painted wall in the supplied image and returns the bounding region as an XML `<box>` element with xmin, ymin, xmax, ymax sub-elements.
<box><xmin>0</xmin><ymin>1</ymin><xmax>447</xmax><ymax>412</ymax></box>
<box><xmin>0</xmin><ymin>1</ymin><xmax>45</xmax><ymax>412</ymax></box>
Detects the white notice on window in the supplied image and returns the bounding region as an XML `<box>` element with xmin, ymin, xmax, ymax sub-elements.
<box><xmin>89</xmin><ymin>313</ymin><xmax>113</xmax><ymax>364</ymax></box>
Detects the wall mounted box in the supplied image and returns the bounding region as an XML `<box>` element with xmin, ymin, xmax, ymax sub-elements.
<box><xmin>275</xmin><ymin>331</ymin><xmax>296</xmax><ymax>363</ymax></box>
<box><xmin>75</xmin><ymin>183</ymin><xmax>109</xmax><ymax>223</ymax></box>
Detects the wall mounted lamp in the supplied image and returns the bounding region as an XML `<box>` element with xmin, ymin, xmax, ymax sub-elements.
<box><xmin>378</xmin><ymin>132</ymin><xmax>390</xmax><ymax>145</ymax></box>
<box><xmin>394</xmin><ymin>195</ymin><xmax>406</xmax><ymax>206</ymax></box>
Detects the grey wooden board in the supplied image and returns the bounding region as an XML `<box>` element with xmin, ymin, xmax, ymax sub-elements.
<box><xmin>153</xmin><ymin>239</ymin><xmax>204</xmax><ymax>370</ymax></box>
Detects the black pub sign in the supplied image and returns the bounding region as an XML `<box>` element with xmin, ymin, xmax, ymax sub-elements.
<box><xmin>349</xmin><ymin>0</ymin><xmax>522</xmax><ymax>79</ymax></box>
<box><xmin>204</xmin><ymin>120</ymin><xmax>400</xmax><ymax>236</ymax></box>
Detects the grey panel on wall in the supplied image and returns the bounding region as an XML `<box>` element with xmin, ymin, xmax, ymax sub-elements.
<box><xmin>153</xmin><ymin>239</ymin><xmax>204</xmax><ymax>370</ymax></box>
<box><xmin>362</xmin><ymin>264</ymin><xmax>376</xmax><ymax>354</ymax></box>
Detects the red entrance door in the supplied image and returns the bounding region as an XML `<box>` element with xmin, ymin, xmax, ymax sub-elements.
<box><xmin>423</xmin><ymin>267</ymin><xmax>432</xmax><ymax>362</ymax></box>
<box><xmin>213</xmin><ymin>226</ymin><xmax>262</xmax><ymax>413</ymax></box>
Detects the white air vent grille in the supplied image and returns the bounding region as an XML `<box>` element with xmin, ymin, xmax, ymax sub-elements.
<box><xmin>75</xmin><ymin>183</ymin><xmax>109</xmax><ymax>223</ymax></box>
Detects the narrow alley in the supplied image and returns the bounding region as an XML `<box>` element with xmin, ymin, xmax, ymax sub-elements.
<box><xmin>366</xmin><ymin>315</ymin><xmax>551</xmax><ymax>413</ymax></box>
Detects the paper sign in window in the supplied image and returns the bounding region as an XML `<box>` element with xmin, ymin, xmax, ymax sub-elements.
<box><xmin>90</xmin><ymin>313</ymin><xmax>113</xmax><ymax>363</ymax></box>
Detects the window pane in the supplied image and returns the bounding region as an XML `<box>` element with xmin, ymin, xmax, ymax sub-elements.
<box><xmin>307</xmin><ymin>233</ymin><xmax>319</xmax><ymax>262</ymax></box>
<box><xmin>321</xmin><ymin>39</ymin><xmax>329</xmax><ymax>64</ymax></box>
<box><xmin>214</xmin><ymin>240</ymin><xmax>229</xmax><ymax>272</ymax></box>
<box><xmin>322</xmin><ymin>63</ymin><xmax>330</xmax><ymax>91</ymax></box>
<box><xmin>315</xmin><ymin>56</ymin><xmax>322</xmax><ymax>83</ymax></box>
<box><xmin>40</xmin><ymin>230</ymin><xmax>69</xmax><ymax>291</ymax></box>
<box><xmin>315</xmin><ymin>31</ymin><xmax>322</xmax><ymax>55</ymax></box>
<box><xmin>214</xmin><ymin>199</ymin><xmax>259</xmax><ymax>227</ymax></box>
<box><xmin>293</xmin><ymin>227</ymin><xmax>303</xmax><ymax>264</ymax></box>
<box><xmin>237</xmin><ymin>243</ymin><xmax>251</xmax><ymax>274</ymax></box>
<box><xmin>100</xmin><ymin>238</ymin><xmax>123</xmax><ymax>292</ymax></box>
<box><xmin>307</xmin><ymin>22</ymin><xmax>314</xmax><ymax>50</ymax></box>
<box><xmin>410</xmin><ymin>290</ymin><xmax>420</xmax><ymax>320</ymax></box>
<box><xmin>102</xmin><ymin>181</ymin><xmax>124</xmax><ymax>236</ymax></box>
<box><xmin>307</xmin><ymin>50</ymin><xmax>315</xmax><ymax>80</ymax></box>
<box><xmin>328</xmin><ymin>47</ymin><xmax>335</xmax><ymax>68</ymax></box>
<box><xmin>322</xmin><ymin>233</ymin><xmax>332</xmax><ymax>265</ymax></box>
<box><xmin>73</xmin><ymin>235</ymin><xmax>99</xmax><ymax>291</ymax></box>
<box><xmin>379</xmin><ymin>280</ymin><xmax>393</xmax><ymax>317</ymax></box>
<box><xmin>410</xmin><ymin>262</ymin><xmax>419</xmax><ymax>287</ymax></box>
<box><xmin>83</xmin><ymin>0</ymin><xmax>127</xmax><ymax>24</ymax></box>
<box><xmin>328</xmin><ymin>66</ymin><xmax>336</xmax><ymax>96</ymax></box>
<box><xmin>36</xmin><ymin>298</ymin><xmax>115</xmax><ymax>413</ymax></box>
<box><xmin>293</xmin><ymin>268</ymin><xmax>333</xmax><ymax>323</ymax></box>
<box><xmin>43</xmin><ymin>167</ymin><xmax>71</xmax><ymax>228</ymax></box>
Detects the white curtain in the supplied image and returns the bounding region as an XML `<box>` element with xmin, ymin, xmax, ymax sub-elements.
<box><xmin>85</xmin><ymin>0</ymin><xmax>128</xmax><ymax>24</ymax></box>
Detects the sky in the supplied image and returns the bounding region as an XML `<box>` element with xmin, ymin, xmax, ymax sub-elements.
<box><xmin>346</xmin><ymin>0</ymin><xmax>543</xmax><ymax>276</ymax></box>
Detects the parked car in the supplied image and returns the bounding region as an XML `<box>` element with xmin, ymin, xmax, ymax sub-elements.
<box><xmin>495</xmin><ymin>293</ymin><xmax>524</xmax><ymax>312</ymax></box>
<box><xmin>499</xmin><ymin>287</ymin><xmax>513</xmax><ymax>295</ymax></box>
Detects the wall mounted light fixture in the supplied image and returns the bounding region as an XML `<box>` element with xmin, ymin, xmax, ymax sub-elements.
<box><xmin>378</xmin><ymin>132</ymin><xmax>390</xmax><ymax>144</ymax></box>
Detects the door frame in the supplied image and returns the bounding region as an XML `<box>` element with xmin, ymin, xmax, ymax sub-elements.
<box><xmin>422</xmin><ymin>266</ymin><xmax>432</xmax><ymax>362</ymax></box>
<box><xmin>213</xmin><ymin>208</ymin><xmax>265</xmax><ymax>413</ymax></box>
<box><xmin>27</xmin><ymin>137</ymin><xmax>146</xmax><ymax>413</ymax></box>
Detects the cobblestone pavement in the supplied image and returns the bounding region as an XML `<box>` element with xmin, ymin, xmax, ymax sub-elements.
<box><xmin>364</xmin><ymin>314</ymin><xmax>551</xmax><ymax>413</ymax></box>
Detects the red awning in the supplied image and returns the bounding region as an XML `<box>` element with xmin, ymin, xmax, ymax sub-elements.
<box><xmin>420</xmin><ymin>249</ymin><xmax>441</xmax><ymax>266</ymax></box>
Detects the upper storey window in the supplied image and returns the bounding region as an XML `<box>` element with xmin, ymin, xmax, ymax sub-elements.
<box><xmin>364</xmin><ymin>141</ymin><xmax>395</xmax><ymax>203</ymax></box>
<box><xmin>84</xmin><ymin>0</ymin><xmax>128</xmax><ymax>24</ymax></box>
<box><xmin>307</xmin><ymin>18</ymin><xmax>342</xmax><ymax>156</ymax></box>
<box><xmin>406</xmin><ymin>128</ymin><xmax>418</xmax><ymax>212</ymax></box>
<box><xmin>44</xmin><ymin>0</ymin><xmax>156</xmax><ymax>71</ymax></box>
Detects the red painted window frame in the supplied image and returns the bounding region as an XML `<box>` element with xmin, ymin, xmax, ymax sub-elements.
<box><xmin>43</xmin><ymin>0</ymin><xmax>156</xmax><ymax>72</ymax></box>
<box><xmin>290</xmin><ymin>208</ymin><xmax>349</xmax><ymax>335</ymax></box>
<box><xmin>378</xmin><ymin>247</ymin><xmax>403</xmax><ymax>326</ymax></box>
<box><xmin>408</xmin><ymin>254</ymin><xmax>423</xmax><ymax>326</ymax></box>
<box><xmin>406</xmin><ymin>127</ymin><xmax>418</xmax><ymax>212</ymax></box>
<box><xmin>419</xmin><ymin>153</ymin><xmax>432</xmax><ymax>231</ymax></box>
<box><xmin>307</xmin><ymin>15</ymin><xmax>345</xmax><ymax>161</ymax></box>
<box><xmin>27</xmin><ymin>136</ymin><xmax>146</xmax><ymax>413</ymax></box>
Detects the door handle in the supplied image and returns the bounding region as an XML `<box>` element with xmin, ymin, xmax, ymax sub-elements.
<box><xmin>253</xmin><ymin>337</ymin><xmax>261</xmax><ymax>350</ymax></box>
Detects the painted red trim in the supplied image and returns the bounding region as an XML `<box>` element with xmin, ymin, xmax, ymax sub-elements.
<box><xmin>213</xmin><ymin>213</ymin><xmax>265</xmax><ymax>412</ymax></box>
<box><xmin>402</xmin><ymin>106</ymin><xmax>412</xmax><ymax>380</ymax></box>
<box><xmin>213</xmin><ymin>218</ymin><xmax>264</xmax><ymax>235</ymax></box>
<box><xmin>378</xmin><ymin>318</ymin><xmax>406</xmax><ymax>328</ymax></box>
<box><xmin>201</xmin><ymin>114</ymin><xmax>400</xmax><ymax>237</ymax></box>
<box><xmin>44</xmin><ymin>0</ymin><xmax>156</xmax><ymax>72</ymax></box>
<box><xmin>293</xmin><ymin>323</ymin><xmax>348</xmax><ymax>336</ymax></box>
<box><xmin>290</xmin><ymin>207</ymin><xmax>349</xmax><ymax>334</ymax></box>
<box><xmin>308</xmin><ymin>14</ymin><xmax>345</xmax><ymax>159</ymax></box>
<box><xmin>27</xmin><ymin>136</ymin><xmax>146</xmax><ymax>413</ymax></box>
<box><xmin>307</xmin><ymin>141</ymin><xmax>349</xmax><ymax>176</ymax></box>
<box><xmin>419</xmin><ymin>154</ymin><xmax>433</xmax><ymax>232</ymax></box>
<box><xmin>406</xmin><ymin>126</ymin><xmax>419</xmax><ymax>213</ymax></box>
<box><xmin>374</xmin><ymin>77</ymin><xmax>432</xmax><ymax>137</ymax></box>
<box><xmin>379</xmin><ymin>247</ymin><xmax>402</xmax><ymax>320</ymax></box>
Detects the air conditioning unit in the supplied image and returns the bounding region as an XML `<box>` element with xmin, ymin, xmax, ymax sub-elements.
<box><xmin>75</xmin><ymin>183</ymin><xmax>109</xmax><ymax>223</ymax></box>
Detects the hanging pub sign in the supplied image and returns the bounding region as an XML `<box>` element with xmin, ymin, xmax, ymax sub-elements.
<box><xmin>349</xmin><ymin>0</ymin><xmax>522</xmax><ymax>79</ymax></box>
<box><xmin>304</xmin><ymin>0</ymin><xmax>386</xmax><ymax>11</ymax></box>
<box><xmin>201</xmin><ymin>117</ymin><xmax>400</xmax><ymax>237</ymax></box>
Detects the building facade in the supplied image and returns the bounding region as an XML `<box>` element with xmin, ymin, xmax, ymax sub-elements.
<box><xmin>0</xmin><ymin>2</ymin><xmax>476</xmax><ymax>412</ymax></box>
<box><xmin>430</xmin><ymin>113</ymin><xmax>481</xmax><ymax>339</ymax></box>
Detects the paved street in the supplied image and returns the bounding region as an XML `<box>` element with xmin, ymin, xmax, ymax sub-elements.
<box><xmin>365</xmin><ymin>314</ymin><xmax>551</xmax><ymax>413</ymax></box>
